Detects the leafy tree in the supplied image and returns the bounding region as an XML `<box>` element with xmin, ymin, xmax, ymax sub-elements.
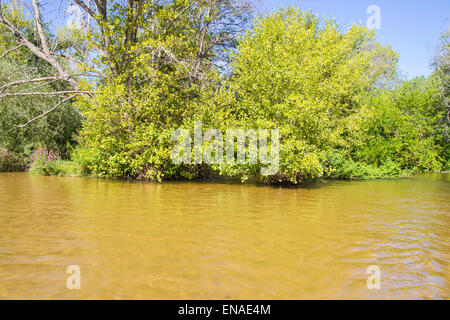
<box><xmin>73</xmin><ymin>0</ymin><xmax>253</xmax><ymax>180</ymax></box>
<box><xmin>345</xmin><ymin>77</ymin><xmax>444</xmax><ymax>176</ymax></box>
<box><xmin>215</xmin><ymin>8</ymin><xmax>398</xmax><ymax>183</ymax></box>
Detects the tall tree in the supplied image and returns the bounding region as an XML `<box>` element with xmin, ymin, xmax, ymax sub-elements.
<box><xmin>0</xmin><ymin>1</ymin><xmax>93</xmax><ymax>127</ymax></box>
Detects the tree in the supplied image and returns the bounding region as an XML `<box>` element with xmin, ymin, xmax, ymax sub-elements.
<box><xmin>71</xmin><ymin>0</ymin><xmax>254</xmax><ymax>180</ymax></box>
<box><xmin>432</xmin><ymin>27</ymin><xmax>449</xmax><ymax>168</ymax></box>
<box><xmin>0</xmin><ymin>5</ymin><xmax>82</xmax><ymax>167</ymax></box>
<box><xmin>216</xmin><ymin>8</ymin><xmax>398</xmax><ymax>183</ymax></box>
<box><xmin>0</xmin><ymin>1</ymin><xmax>93</xmax><ymax>129</ymax></box>
<box><xmin>350</xmin><ymin>77</ymin><xmax>444</xmax><ymax>175</ymax></box>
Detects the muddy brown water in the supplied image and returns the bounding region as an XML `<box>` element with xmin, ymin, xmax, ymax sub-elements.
<box><xmin>0</xmin><ymin>172</ymin><xmax>448</xmax><ymax>299</ymax></box>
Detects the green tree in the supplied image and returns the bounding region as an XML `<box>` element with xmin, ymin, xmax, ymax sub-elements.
<box><xmin>216</xmin><ymin>8</ymin><xmax>398</xmax><ymax>183</ymax></box>
<box><xmin>347</xmin><ymin>77</ymin><xmax>444</xmax><ymax>176</ymax></box>
<box><xmin>73</xmin><ymin>0</ymin><xmax>253</xmax><ymax>180</ymax></box>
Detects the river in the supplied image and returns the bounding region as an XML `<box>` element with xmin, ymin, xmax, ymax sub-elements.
<box><xmin>0</xmin><ymin>172</ymin><xmax>448</xmax><ymax>299</ymax></box>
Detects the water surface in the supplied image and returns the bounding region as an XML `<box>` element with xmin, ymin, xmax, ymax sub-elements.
<box><xmin>0</xmin><ymin>173</ymin><xmax>448</xmax><ymax>299</ymax></box>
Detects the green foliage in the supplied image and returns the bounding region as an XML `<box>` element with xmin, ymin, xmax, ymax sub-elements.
<box><xmin>29</xmin><ymin>159</ymin><xmax>81</xmax><ymax>176</ymax></box>
<box><xmin>73</xmin><ymin>83</ymin><xmax>215</xmax><ymax>181</ymax></box>
<box><xmin>72</xmin><ymin>0</ymin><xmax>243</xmax><ymax>181</ymax></box>
<box><xmin>72</xmin><ymin>7</ymin><xmax>447</xmax><ymax>184</ymax></box>
<box><xmin>349</xmin><ymin>77</ymin><xmax>444</xmax><ymax>173</ymax></box>
<box><xmin>325</xmin><ymin>149</ymin><xmax>405</xmax><ymax>179</ymax></box>
<box><xmin>70</xmin><ymin>143</ymin><xmax>105</xmax><ymax>176</ymax></box>
<box><xmin>210</xmin><ymin>8</ymin><xmax>399</xmax><ymax>183</ymax></box>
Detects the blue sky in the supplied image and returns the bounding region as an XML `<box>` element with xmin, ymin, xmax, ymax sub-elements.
<box><xmin>15</xmin><ymin>0</ymin><xmax>448</xmax><ymax>79</ymax></box>
<box><xmin>259</xmin><ymin>0</ymin><xmax>449</xmax><ymax>79</ymax></box>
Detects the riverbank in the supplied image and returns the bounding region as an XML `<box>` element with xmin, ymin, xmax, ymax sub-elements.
<box><xmin>6</xmin><ymin>142</ymin><xmax>447</xmax><ymax>185</ymax></box>
<box><xmin>25</xmin><ymin>157</ymin><xmax>448</xmax><ymax>185</ymax></box>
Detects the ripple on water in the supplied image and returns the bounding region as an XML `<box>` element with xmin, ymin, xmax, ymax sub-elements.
<box><xmin>0</xmin><ymin>172</ymin><xmax>448</xmax><ymax>299</ymax></box>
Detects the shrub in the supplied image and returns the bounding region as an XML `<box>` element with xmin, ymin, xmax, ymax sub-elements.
<box><xmin>351</xmin><ymin>77</ymin><xmax>444</xmax><ymax>173</ymax></box>
<box><xmin>0</xmin><ymin>148</ymin><xmax>27</xmax><ymax>172</ymax></box>
<box><xmin>324</xmin><ymin>149</ymin><xmax>406</xmax><ymax>179</ymax></box>
<box><xmin>214</xmin><ymin>8</ymin><xmax>398</xmax><ymax>183</ymax></box>
<box><xmin>28</xmin><ymin>145</ymin><xmax>72</xmax><ymax>176</ymax></box>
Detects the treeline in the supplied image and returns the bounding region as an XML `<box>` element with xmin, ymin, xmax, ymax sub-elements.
<box><xmin>0</xmin><ymin>2</ymin><xmax>448</xmax><ymax>184</ymax></box>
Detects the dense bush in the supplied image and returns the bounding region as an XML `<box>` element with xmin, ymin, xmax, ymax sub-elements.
<box><xmin>349</xmin><ymin>77</ymin><xmax>445</xmax><ymax>173</ymax></box>
<box><xmin>72</xmin><ymin>0</ymin><xmax>234</xmax><ymax>181</ymax></box>
<box><xmin>0</xmin><ymin>148</ymin><xmax>27</xmax><ymax>172</ymax></box>
<box><xmin>206</xmin><ymin>8</ymin><xmax>400</xmax><ymax>183</ymax></box>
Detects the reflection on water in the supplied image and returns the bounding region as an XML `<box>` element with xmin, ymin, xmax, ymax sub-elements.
<box><xmin>0</xmin><ymin>173</ymin><xmax>448</xmax><ymax>299</ymax></box>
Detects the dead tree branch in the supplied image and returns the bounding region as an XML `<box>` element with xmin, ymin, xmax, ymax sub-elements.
<box><xmin>17</xmin><ymin>94</ymin><xmax>76</xmax><ymax>128</ymax></box>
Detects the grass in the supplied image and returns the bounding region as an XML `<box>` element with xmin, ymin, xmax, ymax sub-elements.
<box><xmin>29</xmin><ymin>159</ymin><xmax>82</xmax><ymax>176</ymax></box>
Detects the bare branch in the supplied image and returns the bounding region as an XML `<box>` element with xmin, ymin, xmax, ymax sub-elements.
<box><xmin>0</xmin><ymin>6</ymin><xmax>79</xmax><ymax>89</ymax></box>
<box><xmin>0</xmin><ymin>44</ymin><xmax>23</xmax><ymax>59</ymax></box>
<box><xmin>31</xmin><ymin>0</ymin><xmax>50</xmax><ymax>54</ymax></box>
<box><xmin>1</xmin><ymin>90</ymin><xmax>94</xmax><ymax>98</ymax></box>
<box><xmin>49</xmin><ymin>51</ymin><xmax>106</xmax><ymax>78</ymax></box>
<box><xmin>0</xmin><ymin>76</ymin><xmax>63</xmax><ymax>93</ymax></box>
<box><xmin>74</xmin><ymin>0</ymin><xmax>98</xmax><ymax>22</ymax></box>
<box><xmin>17</xmin><ymin>95</ymin><xmax>76</xmax><ymax>128</ymax></box>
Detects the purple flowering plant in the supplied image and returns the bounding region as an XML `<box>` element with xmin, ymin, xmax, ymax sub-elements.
<box><xmin>30</xmin><ymin>145</ymin><xmax>61</xmax><ymax>163</ymax></box>
<box><xmin>29</xmin><ymin>145</ymin><xmax>63</xmax><ymax>176</ymax></box>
